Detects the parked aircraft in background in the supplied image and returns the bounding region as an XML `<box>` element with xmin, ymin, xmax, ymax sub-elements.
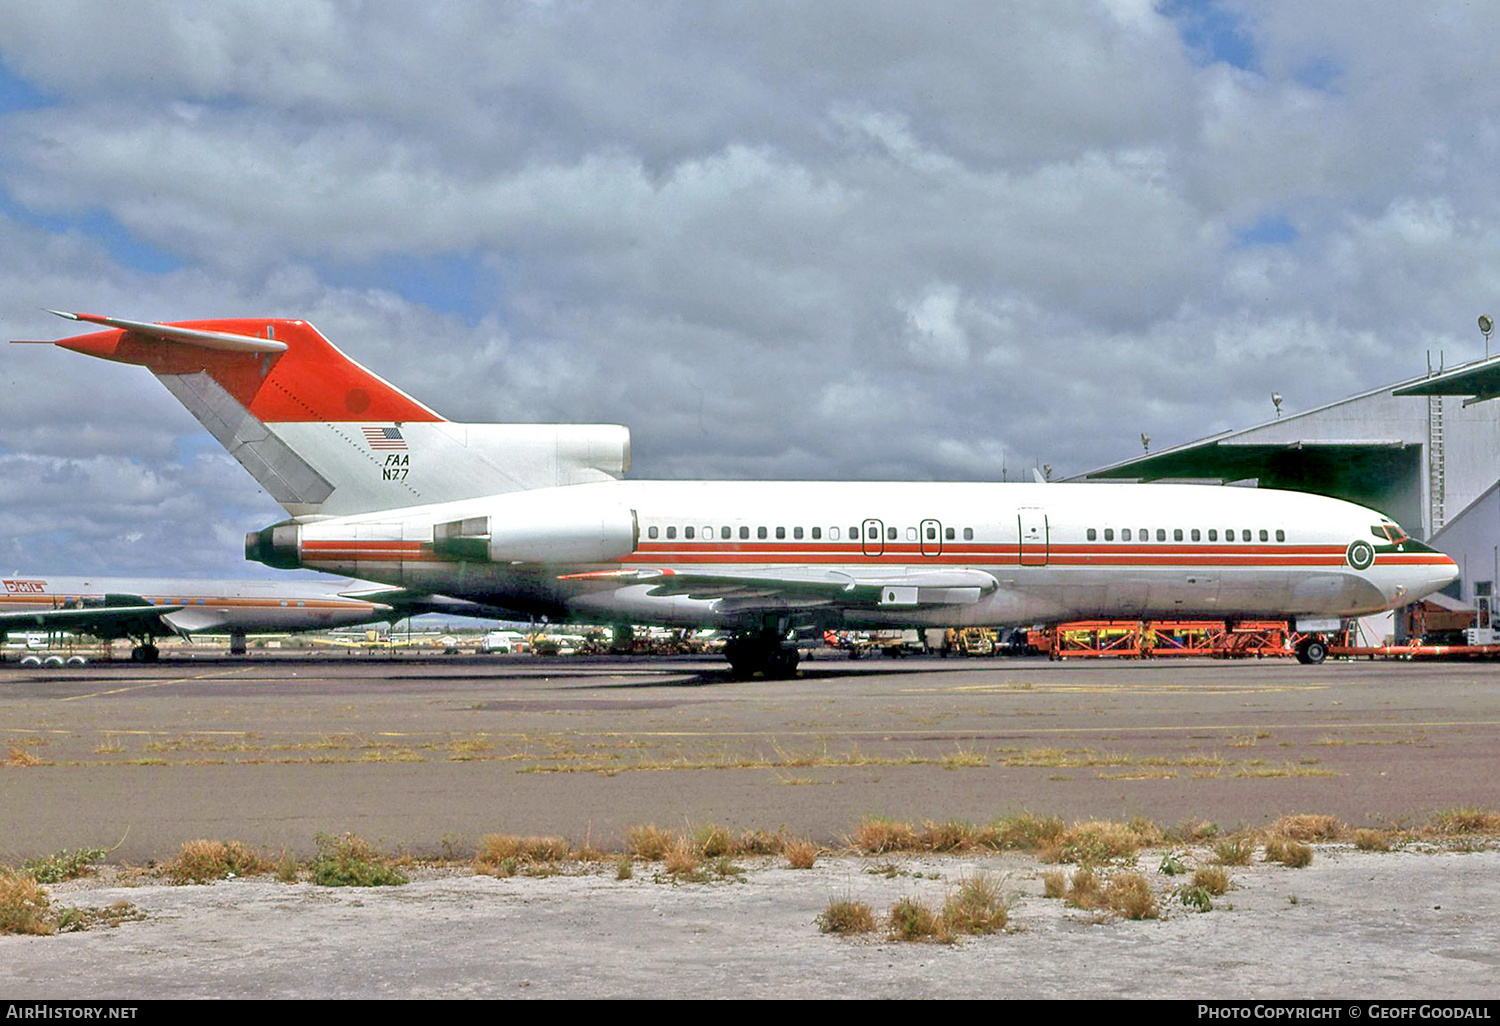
<box><xmin>0</xmin><ymin>573</ymin><xmax>404</xmax><ymax>661</ymax></box>
<box><xmin>23</xmin><ymin>312</ymin><xmax>1459</xmax><ymax>675</ymax></box>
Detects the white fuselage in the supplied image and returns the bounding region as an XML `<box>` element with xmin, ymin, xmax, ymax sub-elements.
<box><xmin>268</xmin><ymin>481</ymin><xmax>1459</xmax><ymax>629</ymax></box>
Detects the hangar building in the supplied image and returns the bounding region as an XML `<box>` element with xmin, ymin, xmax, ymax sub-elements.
<box><xmin>1081</xmin><ymin>350</ymin><xmax>1500</xmax><ymax>635</ymax></box>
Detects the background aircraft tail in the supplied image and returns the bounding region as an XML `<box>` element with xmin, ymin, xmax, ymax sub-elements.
<box><xmin>34</xmin><ymin>313</ymin><xmax>630</xmax><ymax>518</ymax></box>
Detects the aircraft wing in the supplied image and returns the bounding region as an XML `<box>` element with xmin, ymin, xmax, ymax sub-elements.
<box><xmin>337</xmin><ymin>586</ymin><xmax>525</xmax><ymax>621</ymax></box>
<box><xmin>560</xmin><ymin>567</ymin><xmax>998</xmax><ymax>612</ymax></box>
<box><xmin>0</xmin><ymin>603</ymin><xmax>183</xmax><ymax>639</ymax></box>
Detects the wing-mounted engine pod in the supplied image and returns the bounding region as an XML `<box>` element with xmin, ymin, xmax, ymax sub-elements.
<box><xmin>1346</xmin><ymin>539</ymin><xmax>1375</xmax><ymax>571</ymax></box>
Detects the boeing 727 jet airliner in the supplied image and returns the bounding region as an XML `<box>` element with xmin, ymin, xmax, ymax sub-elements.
<box><xmin>20</xmin><ymin>312</ymin><xmax>1459</xmax><ymax>676</ymax></box>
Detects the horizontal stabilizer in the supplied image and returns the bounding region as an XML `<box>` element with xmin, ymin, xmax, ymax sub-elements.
<box><xmin>44</xmin><ymin>311</ymin><xmax>288</xmax><ymax>354</ymax></box>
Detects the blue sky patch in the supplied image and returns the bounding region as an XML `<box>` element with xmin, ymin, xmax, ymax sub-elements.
<box><xmin>1233</xmin><ymin>213</ymin><xmax>1299</xmax><ymax>247</ymax></box>
<box><xmin>0</xmin><ymin>59</ymin><xmax>51</xmax><ymax>112</ymax></box>
<box><xmin>321</xmin><ymin>251</ymin><xmax>490</xmax><ymax>322</ymax></box>
<box><xmin>1163</xmin><ymin>0</ymin><xmax>1260</xmax><ymax>72</ymax></box>
<box><xmin>0</xmin><ymin>192</ymin><xmax>184</xmax><ymax>273</ymax></box>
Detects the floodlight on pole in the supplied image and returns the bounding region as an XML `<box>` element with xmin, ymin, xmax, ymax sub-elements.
<box><xmin>1481</xmin><ymin>314</ymin><xmax>1494</xmax><ymax>359</ymax></box>
<box><xmin>1140</xmin><ymin>432</ymin><xmax>1150</xmax><ymax>452</ymax></box>
<box><xmin>1271</xmin><ymin>392</ymin><xmax>1283</xmax><ymax>418</ymax></box>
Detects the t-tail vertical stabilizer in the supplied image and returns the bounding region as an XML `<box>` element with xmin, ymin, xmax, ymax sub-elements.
<box><xmin>21</xmin><ymin>312</ymin><xmax>631</xmax><ymax>518</ymax></box>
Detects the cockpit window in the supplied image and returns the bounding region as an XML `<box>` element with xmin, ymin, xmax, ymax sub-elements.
<box><xmin>1371</xmin><ymin>524</ymin><xmax>1409</xmax><ymax>544</ymax></box>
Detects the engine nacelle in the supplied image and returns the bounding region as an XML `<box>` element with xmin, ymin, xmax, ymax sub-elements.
<box><xmin>433</xmin><ymin>502</ymin><xmax>638</xmax><ymax>564</ymax></box>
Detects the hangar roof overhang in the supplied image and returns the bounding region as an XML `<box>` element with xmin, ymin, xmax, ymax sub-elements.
<box><xmin>1391</xmin><ymin>352</ymin><xmax>1500</xmax><ymax>406</ymax></box>
<box><xmin>1084</xmin><ymin>439</ymin><xmax>1417</xmax><ymax>484</ymax></box>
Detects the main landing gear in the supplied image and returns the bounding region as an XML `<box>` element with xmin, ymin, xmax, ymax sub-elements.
<box><xmin>129</xmin><ymin>642</ymin><xmax>160</xmax><ymax>663</ymax></box>
<box><xmin>1294</xmin><ymin>635</ymin><xmax>1328</xmax><ymax>665</ymax></box>
<box><xmin>724</xmin><ymin>617</ymin><xmax>801</xmax><ymax>679</ymax></box>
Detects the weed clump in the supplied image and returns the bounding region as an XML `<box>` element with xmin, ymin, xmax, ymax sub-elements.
<box><xmin>626</xmin><ymin>824</ymin><xmax>675</xmax><ymax>861</ymax></box>
<box><xmin>167</xmin><ymin>840</ymin><xmax>271</xmax><ymax>884</ymax></box>
<box><xmin>1192</xmin><ymin>865</ymin><xmax>1231</xmax><ymax>896</ymax></box>
<box><xmin>850</xmin><ymin>818</ymin><xmax>919</xmax><ymax>855</ymax></box>
<box><xmin>817</xmin><ymin>898</ymin><xmax>876</xmax><ymax>935</ymax></box>
<box><xmin>473</xmin><ymin>834</ymin><xmax>571</xmax><ymax>876</ymax></box>
<box><xmin>983</xmin><ymin>812</ymin><xmax>1065</xmax><ymax>852</ymax></box>
<box><xmin>1212</xmin><ymin>836</ymin><xmax>1254</xmax><ymax>866</ymax></box>
<box><xmin>1353</xmin><ymin>829</ymin><xmax>1392</xmax><ymax>852</ymax></box>
<box><xmin>1263</xmin><ymin>836</ymin><xmax>1314</xmax><ymax>868</ymax></box>
<box><xmin>1045</xmin><ymin>819</ymin><xmax>1147</xmax><ymax>864</ymax></box>
<box><xmin>941</xmin><ymin>873</ymin><xmax>1009</xmax><ymax>934</ymax></box>
<box><xmin>1104</xmin><ymin>872</ymin><xmax>1159</xmax><ymax>920</ymax></box>
<box><xmin>783</xmin><ymin>837</ymin><xmax>819</xmax><ymax>869</ymax></box>
<box><xmin>1271</xmin><ymin>814</ymin><xmax>1345</xmax><ymax>842</ymax></box>
<box><xmin>1428</xmin><ymin>807</ymin><xmax>1500</xmax><ymax>836</ymax></box>
<box><xmin>0</xmin><ymin>871</ymin><xmax>52</xmax><ymax>935</ymax></box>
<box><xmin>22</xmin><ymin>847</ymin><xmax>107</xmax><ymax>884</ymax></box>
<box><xmin>309</xmin><ymin>833</ymin><xmax>408</xmax><ymax>887</ymax></box>
<box><xmin>887</xmin><ymin>896</ymin><xmax>945</xmax><ymax>942</ymax></box>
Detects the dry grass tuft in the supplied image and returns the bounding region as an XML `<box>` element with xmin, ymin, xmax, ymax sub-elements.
<box><xmin>850</xmin><ymin>818</ymin><xmax>919</xmax><ymax>854</ymax></box>
<box><xmin>690</xmin><ymin>823</ymin><xmax>736</xmax><ymax>858</ymax></box>
<box><xmin>1191</xmin><ymin>865</ymin><xmax>1231</xmax><ymax>896</ymax></box>
<box><xmin>0</xmin><ymin>871</ymin><xmax>52</xmax><ymax>935</ymax></box>
<box><xmin>983</xmin><ymin>812</ymin><xmax>1065</xmax><ymax>852</ymax></box>
<box><xmin>1104</xmin><ymin>872</ymin><xmax>1159</xmax><ymax>920</ymax></box>
<box><xmin>1353</xmin><ymin>829</ymin><xmax>1392</xmax><ymax>852</ymax></box>
<box><xmin>1427</xmin><ymin>807</ymin><xmax>1500</xmax><ymax>836</ymax></box>
<box><xmin>783</xmin><ymin>837</ymin><xmax>819</xmax><ymax>869</ymax></box>
<box><xmin>737</xmin><ymin>829</ymin><xmax>786</xmax><ymax>856</ymax></box>
<box><xmin>166</xmin><ymin>840</ymin><xmax>271</xmax><ymax>885</ymax></box>
<box><xmin>920</xmin><ymin>820</ymin><xmax>974</xmax><ymax>853</ymax></box>
<box><xmin>817</xmin><ymin>898</ymin><xmax>876</xmax><ymax>935</ymax></box>
<box><xmin>1263</xmin><ymin>836</ymin><xmax>1314</xmax><ymax>868</ymax></box>
<box><xmin>1041</xmin><ymin>868</ymin><xmax>1068</xmax><ymax>899</ymax></box>
<box><xmin>941</xmin><ymin>873</ymin><xmax>1009</xmax><ymax>935</ymax></box>
<box><xmin>5</xmin><ymin>744</ymin><xmax>44</xmax><ymax>768</ymax></box>
<box><xmin>1271</xmin><ymin>814</ymin><xmax>1346</xmax><ymax>842</ymax></box>
<box><xmin>1064</xmin><ymin>866</ymin><xmax>1105</xmax><ymax>909</ymax></box>
<box><xmin>886</xmin><ymin>896</ymin><xmax>946</xmax><ymax>942</ymax></box>
<box><xmin>1045</xmin><ymin>819</ymin><xmax>1147</xmax><ymax>864</ymax></box>
<box><xmin>1212</xmin><ymin>836</ymin><xmax>1255</xmax><ymax>866</ymax></box>
<box><xmin>626</xmin><ymin>824</ymin><xmax>676</xmax><ymax>861</ymax></box>
<box><xmin>474</xmin><ymin>834</ymin><xmax>572</xmax><ymax>875</ymax></box>
<box><xmin>662</xmin><ymin>838</ymin><xmax>701</xmax><ymax>880</ymax></box>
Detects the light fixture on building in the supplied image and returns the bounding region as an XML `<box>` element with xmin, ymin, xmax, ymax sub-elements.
<box><xmin>1481</xmin><ymin>314</ymin><xmax>1494</xmax><ymax>358</ymax></box>
<box><xmin>1271</xmin><ymin>392</ymin><xmax>1283</xmax><ymax>418</ymax></box>
<box><xmin>1140</xmin><ymin>432</ymin><xmax>1150</xmax><ymax>452</ymax></box>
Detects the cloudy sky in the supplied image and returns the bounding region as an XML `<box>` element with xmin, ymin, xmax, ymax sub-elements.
<box><xmin>1</xmin><ymin>1</ymin><xmax>1498</xmax><ymax>577</ymax></box>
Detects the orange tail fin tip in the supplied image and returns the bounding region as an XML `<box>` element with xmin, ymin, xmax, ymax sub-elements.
<box><xmin>47</xmin><ymin>311</ymin><xmax>443</xmax><ymax>423</ymax></box>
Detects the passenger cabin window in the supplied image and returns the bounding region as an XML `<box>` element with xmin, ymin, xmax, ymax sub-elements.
<box><xmin>887</xmin><ymin>527</ymin><xmax>897</xmax><ymax>540</ymax></box>
<box><xmin>666</xmin><ymin>526</ymin><xmax>676</xmax><ymax>540</ymax></box>
<box><xmin>1087</xmin><ymin>528</ymin><xmax>1097</xmax><ymax>541</ymax></box>
<box><xmin>794</xmin><ymin>527</ymin><xmax>803</xmax><ymax>539</ymax></box>
<box><xmin>776</xmin><ymin>527</ymin><xmax>785</xmax><ymax>539</ymax></box>
<box><xmin>1259</xmin><ymin>529</ymin><xmax>1268</xmax><ymax>542</ymax></box>
<box><xmin>1191</xmin><ymin>529</ymin><xmax>1200</xmax><ymax>542</ymax></box>
<box><xmin>1156</xmin><ymin>529</ymin><xmax>1166</xmax><ymax>542</ymax></box>
<box><xmin>648</xmin><ymin>526</ymin><xmax>659</xmax><ymax>539</ymax></box>
<box><xmin>925</xmin><ymin>526</ymin><xmax>937</xmax><ymax>540</ymax></box>
<box><xmin>812</xmin><ymin>527</ymin><xmax>822</xmax><ymax>539</ymax></box>
<box><xmin>1122</xmin><ymin>528</ymin><xmax>1132</xmax><ymax>541</ymax></box>
<box><xmin>722</xmin><ymin>526</ymin><xmax>732</xmax><ymax>539</ymax></box>
<box><xmin>906</xmin><ymin>527</ymin><xmax>917</xmax><ymax>541</ymax></box>
<box><xmin>1174</xmin><ymin>529</ymin><xmax>1183</xmax><ymax>542</ymax></box>
<box><xmin>945</xmin><ymin>527</ymin><xmax>955</xmax><ymax>540</ymax></box>
<box><xmin>1276</xmin><ymin>529</ymin><xmax>1285</xmax><ymax>542</ymax></box>
<box><xmin>758</xmin><ymin>527</ymin><xmax>768</xmax><ymax>540</ymax></box>
<box><xmin>1104</xmin><ymin>528</ymin><xmax>1114</xmax><ymax>541</ymax></box>
<box><xmin>684</xmin><ymin>527</ymin><xmax>694</xmax><ymax>539</ymax></box>
<box><xmin>830</xmin><ymin>527</ymin><xmax>840</xmax><ymax>540</ymax></box>
<box><xmin>1208</xmin><ymin>529</ymin><xmax>1218</xmax><ymax>542</ymax></box>
<box><xmin>739</xmin><ymin>527</ymin><xmax>749</xmax><ymax>540</ymax></box>
<box><xmin>963</xmin><ymin>528</ymin><xmax>974</xmax><ymax>540</ymax></box>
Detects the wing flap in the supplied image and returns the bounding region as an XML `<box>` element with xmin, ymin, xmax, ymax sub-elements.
<box><xmin>560</xmin><ymin>567</ymin><xmax>998</xmax><ymax>610</ymax></box>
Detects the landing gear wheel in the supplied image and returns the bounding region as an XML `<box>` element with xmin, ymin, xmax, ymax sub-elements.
<box><xmin>1295</xmin><ymin>636</ymin><xmax>1327</xmax><ymax>665</ymax></box>
<box><xmin>131</xmin><ymin>643</ymin><xmax>160</xmax><ymax>663</ymax></box>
